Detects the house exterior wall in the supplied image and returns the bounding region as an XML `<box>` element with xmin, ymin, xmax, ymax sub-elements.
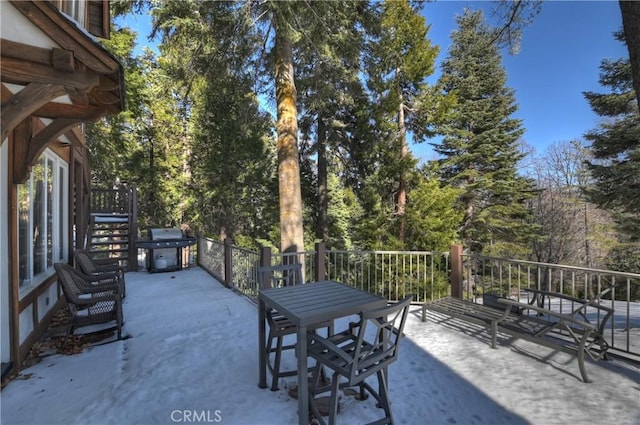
<box><xmin>1</xmin><ymin>0</ymin><xmax>123</xmax><ymax>369</ymax></box>
<box><xmin>1</xmin><ymin>3</ymin><xmax>59</xmax><ymax>49</ymax></box>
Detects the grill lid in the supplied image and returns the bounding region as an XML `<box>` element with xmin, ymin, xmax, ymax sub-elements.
<box><xmin>149</xmin><ymin>228</ymin><xmax>183</xmax><ymax>240</ymax></box>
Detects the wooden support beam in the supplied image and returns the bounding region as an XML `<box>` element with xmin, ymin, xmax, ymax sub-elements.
<box><xmin>65</xmin><ymin>86</ymin><xmax>91</xmax><ymax>106</ymax></box>
<box><xmin>99</xmin><ymin>75</ymin><xmax>120</xmax><ymax>91</ymax></box>
<box><xmin>1</xmin><ymin>39</ymin><xmax>52</xmax><ymax>66</ymax></box>
<box><xmin>1</xmin><ymin>56</ymin><xmax>99</xmax><ymax>90</ymax></box>
<box><xmin>51</xmin><ymin>47</ymin><xmax>75</xmax><ymax>72</ymax></box>
<box><xmin>1</xmin><ymin>84</ymin><xmax>13</xmax><ymax>106</ymax></box>
<box><xmin>1</xmin><ymin>83</ymin><xmax>66</xmax><ymax>143</ymax></box>
<box><xmin>88</xmin><ymin>89</ymin><xmax>121</xmax><ymax>105</ymax></box>
<box><xmin>33</xmin><ymin>102</ymin><xmax>107</xmax><ymax>121</ymax></box>
<box><xmin>11</xmin><ymin>119</ymin><xmax>32</xmax><ymax>183</ymax></box>
<box><xmin>14</xmin><ymin>118</ymin><xmax>80</xmax><ymax>183</ymax></box>
<box><xmin>63</xmin><ymin>126</ymin><xmax>83</xmax><ymax>148</ymax></box>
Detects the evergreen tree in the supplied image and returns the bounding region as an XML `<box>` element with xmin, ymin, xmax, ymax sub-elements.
<box><xmin>86</xmin><ymin>26</ymin><xmax>144</xmax><ymax>187</ymax></box>
<box><xmin>365</xmin><ymin>0</ymin><xmax>440</xmax><ymax>243</ymax></box>
<box><xmin>404</xmin><ymin>173</ymin><xmax>462</xmax><ymax>252</ymax></box>
<box><xmin>434</xmin><ymin>9</ymin><xmax>536</xmax><ymax>255</ymax></box>
<box><xmin>294</xmin><ymin>1</ymin><xmax>371</xmax><ymax>248</ymax></box>
<box><xmin>87</xmin><ymin>23</ymin><xmax>187</xmax><ymax>231</ymax></box>
<box><xmin>584</xmin><ymin>37</ymin><xmax>640</xmax><ymax>241</ymax></box>
<box><xmin>149</xmin><ymin>0</ymin><xmax>277</xmax><ymax>243</ymax></box>
<box><xmin>619</xmin><ymin>1</ymin><xmax>640</xmax><ymax>108</ymax></box>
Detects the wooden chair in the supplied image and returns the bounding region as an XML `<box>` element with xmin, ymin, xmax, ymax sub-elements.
<box><xmin>258</xmin><ymin>263</ymin><xmax>333</xmax><ymax>391</ymax></box>
<box><xmin>74</xmin><ymin>249</ymin><xmax>126</xmax><ymax>297</ymax></box>
<box><xmin>54</xmin><ymin>263</ymin><xmax>123</xmax><ymax>340</ymax></box>
<box><xmin>307</xmin><ymin>295</ymin><xmax>413</xmax><ymax>425</ymax></box>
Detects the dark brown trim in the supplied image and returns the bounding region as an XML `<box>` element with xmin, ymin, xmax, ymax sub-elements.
<box><xmin>1</xmin><ymin>56</ymin><xmax>100</xmax><ymax>90</ymax></box>
<box><xmin>7</xmin><ymin>127</ymin><xmax>20</xmax><ymax>369</ymax></box>
<box><xmin>18</xmin><ymin>274</ymin><xmax>59</xmax><ymax>312</ymax></box>
<box><xmin>33</xmin><ymin>102</ymin><xmax>109</xmax><ymax>121</ymax></box>
<box><xmin>18</xmin><ymin>297</ymin><xmax>64</xmax><ymax>362</ymax></box>
<box><xmin>1</xmin><ymin>83</ymin><xmax>13</xmax><ymax>105</ymax></box>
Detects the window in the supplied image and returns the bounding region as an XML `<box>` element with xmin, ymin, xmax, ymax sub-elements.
<box><xmin>60</xmin><ymin>0</ymin><xmax>85</xmax><ymax>27</ymax></box>
<box><xmin>18</xmin><ymin>150</ymin><xmax>68</xmax><ymax>291</ymax></box>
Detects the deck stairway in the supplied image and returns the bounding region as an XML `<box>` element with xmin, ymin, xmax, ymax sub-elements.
<box><xmin>88</xmin><ymin>186</ymin><xmax>138</xmax><ymax>271</ymax></box>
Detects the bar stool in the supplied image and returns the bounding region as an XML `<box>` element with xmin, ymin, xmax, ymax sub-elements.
<box><xmin>258</xmin><ymin>263</ymin><xmax>332</xmax><ymax>391</ymax></box>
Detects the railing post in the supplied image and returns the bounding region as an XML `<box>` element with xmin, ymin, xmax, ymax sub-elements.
<box><xmin>315</xmin><ymin>242</ymin><xmax>326</xmax><ymax>282</ymax></box>
<box><xmin>127</xmin><ymin>185</ymin><xmax>138</xmax><ymax>271</ymax></box>
<box><xmin>450</xmin><ymin>244</ymin><xmax>464</xmax><ymax>299</ymax></box>
<box><xmin>224</xmin><ymin>237</ymin><xmax>233</xmax><ymax>288</ymax></box>
<box><xmin>259</xmin><ymin>246</ymin><xmax>272</xmax><ymax>289</ymax></box>
<box><xmin>196</xmin><ymin>232</ymin><xmax>202</xmax><ymax>268</ymax></box>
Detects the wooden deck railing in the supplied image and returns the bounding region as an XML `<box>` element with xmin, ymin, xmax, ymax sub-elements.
<box><xmin>88</xmin><ymin>186</ymin><xmax>138</xmax><ymax>271</ymax></box>
<box><xmin>90</xmin><ymin>187</ymin><xmax>133</xmax><ymax>215</ymax></box>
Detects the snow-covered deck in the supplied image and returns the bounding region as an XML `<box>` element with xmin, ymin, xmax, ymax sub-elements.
<box><xmin>2</xmin><ymin>267</ymin><xmax>638</xmax><ymax>425</ymax></box>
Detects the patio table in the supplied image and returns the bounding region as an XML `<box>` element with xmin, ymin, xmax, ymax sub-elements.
<box><xmin>258</xmin><ymin>280</ymin><xmax>387</xmax><ymax>425</ymax></box>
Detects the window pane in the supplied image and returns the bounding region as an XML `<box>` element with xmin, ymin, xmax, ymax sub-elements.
<box><xmin>59</xmin><ymin>165</ymin><xmax>66</xmax><ymax>261</ymax></box>
<box><xmin>47</xmin><ymin>159</ymin><xmax>54</xmax><ymax>267</ymax></box>
<box><xmin>18</xmin><ymin>183</ymin><xmax>30</xmax><ymax>287</ymax></box>
<box><xmin>33</xmin><ymin>158</ymin><xmax>45</xmax><ymax>275</ymax></box>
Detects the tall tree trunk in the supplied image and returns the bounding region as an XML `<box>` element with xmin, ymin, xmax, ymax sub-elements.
<box><xmin>274</xmin><ymin>28</ymin><xmax>305</xmax><ymax>256</ymax></box>
<box><xmin>396</xmin><ymin>73</ymin><xmax>408</xmax><ymax>243</ymax></box>
<box><xmin>620</xmin><ymin>1</ymin><xmax>640</xmax><ymax>108</ymax></box>
<box><xmin>317</xmin><ymin>116</ymin><xmax>329</xmax><ymax>245</ymax></box>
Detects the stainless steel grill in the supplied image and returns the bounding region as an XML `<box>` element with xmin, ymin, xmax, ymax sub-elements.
<box><xmin>149</xmin><ymin>228</ymin><xmax>183</xmax><ymax>271</ymax></box>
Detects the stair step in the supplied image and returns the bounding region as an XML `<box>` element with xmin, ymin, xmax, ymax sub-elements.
<box><xmin>93</xmin><ymin>248</ymin><xmax>129</xmax><ymax>252</ymax></box>
<box><xmin>91</xmin><ymin>238</ymin><xmax>129</xmax><ymax>245</ymax></box>
<box><xmin>90</xmin><ymin>248</ymin><xmax>130</xmax><ymax>254</ymax></box>
<box><xmin>91</xmin><ymin>233</ymin><xmax>130</xmax><ymax>239</ymax></box>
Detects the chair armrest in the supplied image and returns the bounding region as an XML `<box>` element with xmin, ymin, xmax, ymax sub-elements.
<box><xmin>79</xmin><ymin>282</ymin><xmax>120</xmax><ymax>295</ymax></box>
<box><xmin>93</xmin><ymin>257</ymin><xmax>119</xmax><ymax>266</ymax></box>
<box><xmin>83</xmin><ymin>271</ymin><xmax>119</xmax><ymax>283</ymax></box>
<box><xmin>308</xmin><ymin>332</ymin><xmax>355</xmax><ymax>365</ymax></box>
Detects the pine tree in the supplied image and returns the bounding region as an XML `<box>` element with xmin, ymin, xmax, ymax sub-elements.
<box><xmin>364</xmin><ymin>0</ymin><xmax>440</xmax><ymax>244</ymax></box>
<box><xmin>294</xmin><ymin>1</ymin><xmax>371</xmax><ymax>248</ymax></box>
<box><xmin>434</xmin><ymin>9</ymin><xmax>536</xmax><ymax>255</ymax></box>
<box><xmin>148</xmin><ymin>0</ymin><xmax>278</xmax><ymax>242</ymax></box>
<box><xmin>584</xmin><ymin>36</ymin><xmax>640</xmax><ymax>241</ymax></box>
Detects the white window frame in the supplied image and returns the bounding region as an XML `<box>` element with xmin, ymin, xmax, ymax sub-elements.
<box><xmin>18</xmin><ymin>149</ymin><xmax>68</xmax><ymax>298</ymax></box>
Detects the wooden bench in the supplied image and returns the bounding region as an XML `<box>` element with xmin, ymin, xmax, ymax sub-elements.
<box><xmin>421</xmin><ymin>288</ymin><xmax>615</xmax><ymax>382</ymax></box>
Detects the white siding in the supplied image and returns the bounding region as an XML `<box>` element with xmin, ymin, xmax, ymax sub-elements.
<box><xmin>18</xmin><ymin>306</ymin><xmax>33</xmax><ymax>345</ymax></box>
<box><xmin>0</xmin><ymin>2</ymin><xmax>61</xmax><ymax>49</ymax></box>
<box><xmin>37</xmin><ymin>285</ymin><xmax>59</xmax><ymax>322</ymax></box>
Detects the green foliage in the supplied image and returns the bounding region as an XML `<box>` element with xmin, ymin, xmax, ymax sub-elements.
<box><xmin>433</xmin><ymin>9</ymin><xmax>537</xmax><ymax>254</ymax></box>
<box><xmin>404</xmin><ymin>175</ymin><xmax>462</xmax><ymax>251</ymax></box>
<box><xmin>366</xmin><ymin>0</ymin><xmax>439</xmax><ymax>139</ymax></box>
<box><xmin>149</xmin><ymin>1</ymin><xmax>279</xmax><ymax>244</ymax></box>
<box><xmin>86</xmin><ymin>26</ymin><xmax>144</xmax><ymax>187</ymax></box>
<box><xmin>584</xmin><ymin>50</ymin><xmax>640</xmax><ymax>241</ymax></box>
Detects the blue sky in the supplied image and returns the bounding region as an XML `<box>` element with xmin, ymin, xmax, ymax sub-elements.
<box><xmin>416</xmin><ymin>1</ymin><xmax>628</xmax><ymax>161</ymax></box>
<box><xmin>118</xmin><ymin>1</ymin><xmax>628</xmax><ymax>162</ymax></box>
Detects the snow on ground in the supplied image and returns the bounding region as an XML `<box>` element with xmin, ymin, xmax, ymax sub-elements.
<box><xmin>2</xmin><ymin>267</ymin><xmax>639</xmax><ymax>425</ymax></box>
